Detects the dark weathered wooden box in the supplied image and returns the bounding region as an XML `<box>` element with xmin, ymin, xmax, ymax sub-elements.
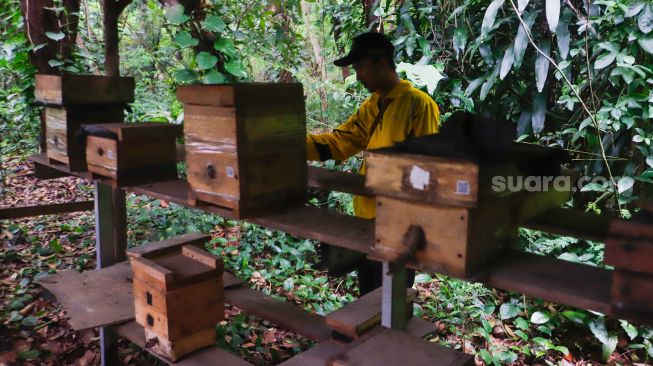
<box><xmin>45</xmin><ymin>106</ymin><xmax>125</xmax><ymax>171</ymax></box>
<box><xmin>85</xmin><ymin>123</ymin><xmax>181</xmax><ymax>186</ymax></box>
<box><xmin>177</xmin><ymin>83</ymin><xmax>307</xmax><ymax>218</ymax></box>
<box><xmin>367</xmin><ymin>148</ymin><xmax>572</xmax><ymax>278</ymax></box>
<box><xmin>130</xmin><ymin>243</ymin><xmax>224</xmax><ymax>361</ymax></box>
<box><xmin>35</xmin><ymin>74</ymin><xmax>135</xmax><ymax>106</ymax></box>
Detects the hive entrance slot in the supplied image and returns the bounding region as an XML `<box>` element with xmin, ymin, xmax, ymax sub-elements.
<box><xmin>146</xmin><ymin>291</ymin><xmax>152</xmax><ymax>305</ymax></box>
<box><xmin>147</xmin><ymin>314</ymin><xmax>154</xmax><ymax>326</ymax></box>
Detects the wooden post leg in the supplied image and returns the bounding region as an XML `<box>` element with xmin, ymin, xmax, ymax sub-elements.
<box><xmin>94</xmin><ymin>181</ymin><xmax>127</xmax><ymax>366</ymax></box>
<box><xmin>381</xmin><ymin>261</ymin><xmax>408</xmax><ymax>330</ymax></box>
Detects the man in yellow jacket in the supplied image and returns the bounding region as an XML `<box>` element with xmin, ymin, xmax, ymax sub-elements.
<box><xmin>307</xmin><ymin>32</ymin><xmax>440</xmax><ymax>294</ymax></box>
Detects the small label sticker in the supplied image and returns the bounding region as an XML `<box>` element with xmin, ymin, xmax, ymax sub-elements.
<box><xmin>226</xmin><ymin>166</ymin><xmax>234</xmax><ymax>178</ymax></box>
<box><xmin>456</xmin><ymin>180</ymin><xmax>470</xmax><ymax>195</ymax></box>
<box><xmin>409</xmin><ymin>165</ymin><xmax>430</xmax><ymax>191</ymax></box>
<box><xmin>107</xmin><ymin>150</ymin><xmax>115</xmax><ymax>159</ymax></box>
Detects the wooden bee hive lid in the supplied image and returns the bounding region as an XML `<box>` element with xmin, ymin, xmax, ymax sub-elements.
<box><xmin>176</xmin><ymin>83</ymin><xmax>304</xmax><ymax>107</ymax></box>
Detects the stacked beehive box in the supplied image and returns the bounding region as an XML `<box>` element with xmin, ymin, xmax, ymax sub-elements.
<box><xmin>128</xmin><ymin>236</ymin><xmax>224</xmax><ymax>361</ymax></box>
<box><xmin>85</xmin><ymin>123</ymin><xmax>182</xmax><ymax>187</ymax></box>
<box><xmin>606</xmin><ymin>203</ymin><xmax>653</xmax><ymax>319</ymax></box>
<box><xmin>35</xmin><ymin>74</ymin><xmax>134</xmax><ymax>171</ymax></box>
<box><xmin>366</xmin><ymin>142</ymin><xmax>572</xmax><ymax>279</ymax></box>
<box><xmin>177</xmin><ymin>83</ymin><xmax>307</xmax><ymax>218</ymax></box>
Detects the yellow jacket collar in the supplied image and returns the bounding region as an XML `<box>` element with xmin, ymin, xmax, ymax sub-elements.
<box><xmin>372</xmin><ymin>80</ymin><xmax>413</xmax><ymax>102</ymax></box>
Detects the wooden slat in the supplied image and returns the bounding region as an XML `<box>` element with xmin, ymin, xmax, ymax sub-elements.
<box><xmin>29</xmin><ymin>153</ymin><xmax>92</xmax><ymax>179</ymax></box>
<box><xmin>37</xmin><ymin>262</ymin><xmax>134</xmax><ymax>330</ymax></box>
<box><xmin>325</xmin><ymin>287</ymin><xmax>417</xmax><ymax>339</ymax></box>
<box><xmin>114</xmin><ymin>321</ymin><xmax>251</xmax><ymax>366</ymax></box>
<box><xmin>522</xmin><ymin>207</ymin><xmax>612</xmax><ymax>242</ymax></box>
<box><xmin>331</xmin><ymin>328</ymin><xmax>474</xmax><ymax>366</ymax></box>
<box><xmin>482</xmin><ymin>251</ymin><xmax>612</xmax><ymax>314</ymax></box>
<box><xmin>307</xmin><ymin>166</ymin><xmax>371</xmax><ymax>197</ymax></box>
<box><xmin>126</xmin><ymin>232</ymin><xmax>211</xmax><ymax>259</ymax></box>
<box><xmin>129</xmin><ymin>179</ymin><xmax>374</xmax><ymax>255</ymax></box>
<box><xmin>0</xmin><ymin>200</ymin><xmax>93</xmax><ymax>219</ymax></box>
<box><xmin>224</xmin><ymin>286</ymin><xmax>331</xmax><ymax>342</ymax></box>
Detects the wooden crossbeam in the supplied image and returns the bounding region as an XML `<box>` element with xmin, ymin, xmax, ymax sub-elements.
<box><xmin>0</xmin><ymin>200</ymin><xmax>94</xmax><ymax>219</ymax></box>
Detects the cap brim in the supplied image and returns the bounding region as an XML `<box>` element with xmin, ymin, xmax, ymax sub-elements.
<box><xmin>333</xmin><ymin>54</ymin><xmax>359</xmax><ymax>67</ymax></box>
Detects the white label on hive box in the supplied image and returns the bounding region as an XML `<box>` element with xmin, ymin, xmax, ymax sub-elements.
<box><xmin>226</xmin><ymin>166</ymin><xmax>234</xmax><ymax>178</ymax></box>
<box><xmin>456</xmin><ymin>180</ymin><xmax>470</xmax><ymax>195</ymax></box>
<box><xmin>107</xmin><ymin>150</ymin><xmax>115</xmax><ymax>159</ymax></box>
<box><xmin>409</xmin><ymin>165</ymin><xmax>430</xmax><ymax>191</ymax></box>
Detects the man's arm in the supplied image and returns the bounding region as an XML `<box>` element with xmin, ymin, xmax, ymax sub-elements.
<box><xmin>307</xmin><ymin>99</ymin><xmax>373</xmax><ymax>161</ymax></box>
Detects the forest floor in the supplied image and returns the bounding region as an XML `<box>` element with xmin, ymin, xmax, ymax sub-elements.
<box><xmin>0</xmin><ymin>156</ymin><xmax>645</xmax><ymax>365</ymax></box>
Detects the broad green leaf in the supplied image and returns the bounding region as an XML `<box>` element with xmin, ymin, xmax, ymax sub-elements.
<box><xmin>465</xmin><ymin>76</ymin><xmax>486</xmax><ymax>96</ymax></box>
<box><xmin>481</xmin><ymin>0</ymin><xmax>505</xmax><ymax>39</ymax></box>
<box><xmin>532</xmin><ymin>92</ymin><xmax>547</xmax><ymax>134</ymax></box>
<box><xmin>17</xmin><ymin>349</ymin><xmax>40</xmax><ymax>360</ymax></box>
<box><xmin>617</xmin><ymin>176</ymin><xmax>635</xmax><ymax>193</ymax></box>
<box><xmin>555</xmin><ymin>346</ymin><xmax>570</xmax><ymax>356</ymax></box>
<box><xmin>500</xmin><ymin>44</ymin><xmax>514</xmax><ymax>80</ymax></box>
<box><xmin>545</xmin><ymin>0</ymin><xmax>560</xmax><ymax>32</ymax></box>
<box><xmin>283</xmin><ymin>277</ymin><xmax>294</xmax><ymax>291</ymax></box>
<box><xmin>603</xmin><ymin>335</ymin><xmax>618</xmax><ymax>361</ymax></box>
<box><xmin>595</xmin><ymin>52</ymin><xmax>616</xmax><ymax>69</ymax></box>
<box><xmin>515</xmin><ymin>317</ymin><xmax>529</xmax><ymax>330</ymax></box>
<box><xmin>639</xmin><ymin>4</ymin><xmax>653</xmax><ymax>34</ymax></box>
<box><xmin>165</xmin><ymin>4</ymin><xmax>189</xmax><ymax>25</ymax></box>
<box><xmin>556</xmin><ymin>19</ymin><xmax>570</xmax><ymax>59</ymax></box>
<box><xmin>224</xmin><ymin>60</ymin><xmax>247</xmax><ymax>78</ymax></box>
<box><xmin>396</xmin><ymin>62</ymin><xmax>444</xmax><ymax>94</ymax></box>
<box><xmin>175</xmin><ymin>68</ymin><xmax>198</xmax><ymax>82</ymax></box>
<box><xmin>515</xmin><ymin>329</ymin><xmax>529</xmax><ymax>340</ymax></box>
<box><xmin>174</xmin><ymin>31</ymin><xmax>198</xmax><ymax>48</ymax></box>
<box><xmin>517</xmin><ymin>110</ymin><xmax>532</xmax><ymax>136</ymax></box>
<box><xmin>535</xmin><ymin>40</ymin><xmax>551</xmax><ymax>92</ymax></box>
<box><xmin>638</xmin><ymin>37</ymin><xmax>653</xmax><ymax>54</ymax></box>
<box><xmin>620</xmin><ymin>320</ymin><xmax>638</xmax><ymax>340</ymax></box>
<box><xmin>514</xmin><ymin>11</ymin><xmax>538</xmax><ymax>69</ymax></box>
<box><xmin>647</xmin><ymin>156</ymin><xmax>653</xmax><ymax>168</ymax></box>
<box><xmin>518</xmin><ymin>0</ymin><xmax>529</xmax><ymax>13</ymax></box>
<box><xmin>499</xmin><ymin>302</ymin><xmax>520</xmax><ymax>319</ymax></box>
<box><xmin>531</xmin><ymin>311</ymin><xmax>551</xmax><ymax>324</ymax></box>
<box><xmin>21</xmin><ymin>315</ymin><xmax>38</xmax><ymax>327</ymax></box>
<box><xmin>480</xmin><ymin>65</ymin><xmax>500</xmax><ymax>100</ymax></box>
<box><xmin>414</xmin><ymin>273</ymin><xmax>432</xmax><ymax>283</ymax></box>
<box><xmin>626</xmin><ymin>1</ymin><xmax>646</xmax><ymax>17</ymax></box>
<box><xmin>479</xmin><ymin>43</ymin><xmax>495</xmax><ymax>66</ymax></box>
<box><xmin>202</xmin><ymin>15</ymin><xmax>226</xmax><ymax>33</ymax></box>
<box><xmin>196</xmin><ymin>52</ymin><xmax>218</xmax><ymax>69</ymax></box>
<box><xmin>214</xmin><ymin>38</ymin><xmax>237</xmax><ymax>57</ymax></box>
<box><xmin>204</xmin><ymin>69</ymin><xmax>226</xmax><ymax>84</ymax></box>
<box><xmin>48</xmin><ymin>59</ymin><xmax>64</xmax><ymax>67</ymax></box>
<box><xmin>453</xmin><ymin>27</ymin><xmax>468</xmax><ymax>58</ymax></box>
<box><xmin>45</xmin><ymin>31</ymin><xmax>65</xmax><ymax>41</ymax></box>
<box><xmin>589</xmin><ymin>318</ymin><xmax>610</xmax><ymax>344</ymax></box>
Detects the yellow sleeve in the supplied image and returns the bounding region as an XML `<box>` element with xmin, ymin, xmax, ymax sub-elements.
<box><xmin>411</xmin><ymin>95</ymin><xmax>440</xmax><ymax>137</ymax></box>
<box><xmin>306</xmin><ymin>99</ymin><xmax>373</xmax><ymax>161</ymax></box>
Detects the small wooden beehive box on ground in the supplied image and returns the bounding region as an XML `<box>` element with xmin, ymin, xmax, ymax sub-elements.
<box><xmin>177</xmin><ymin>83</ymin><xmax>307</xmax><ymax>218</ymax></box>
<box><xmin>606</xmin><ymin>204</ymin><xmax>653</xmax><ymax>319</ymax></box>
<box><xmin>366</xmin><ymin>144</ymin><xmax>572</xmax><ymax>279</ymax></box>
<box><xmin>35</xmin><ymin>74</ymin><xmax>135</xmax><ymax>171</ymax></box>
<box><xmin>85</xmin><ymin>123</ymin><xmax>182</xmax><ymax>187</ymax></box>
<box><xmin>130</xmin><ymin>243</ymin><xmax>224</xmax><ymax>361</ymax></box>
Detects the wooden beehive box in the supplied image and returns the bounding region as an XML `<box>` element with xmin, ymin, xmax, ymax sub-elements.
<box><xmin>366</xmin><ymin>147</ymin><xmax>573</xmax><ymax>279</ymax></box>
<box><xmin>130</xmin><ymin>244</ymin><xmax>224</xmax><ymax>361</ymax></box>
<box><xmin>606</xmin><ymin>207</ymin><xmax>653</xmax><ymax>318</ymax></box>
<box><xmin>35</xmin><ymin>74</ymin><xmax>135</xmax><ymax>106</ymax></box>
<box><xmin>45</xmin><ymin>106</ymin><xmax>125</xmax><ymax>171</ymax></box>
<box><xmin>85</xmin><ymin>123</ymin><xmax>182</xmax><ymax>186</ymax></box>
<box><xmin>177</xmin><ymin>83</ymin><xmax>307</xmax><ymax>218</ymax></box>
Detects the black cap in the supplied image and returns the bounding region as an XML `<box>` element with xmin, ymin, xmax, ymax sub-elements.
<box><xmin>334</xmin><ymin>32</ymin><xmax>395</xmax><ymax>67</ymax></box>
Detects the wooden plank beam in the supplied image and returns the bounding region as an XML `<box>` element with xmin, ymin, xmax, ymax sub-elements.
<box><xmin>307</xmin><ymin>166</ymin><xmax>372</xmax><ymax>197</ymax></box>
<box><xmin>522</xmin><ymin>207</ymin><xmax>612</xmax><ymax>242</ymax></box>
<box><xmin>0</xmin><ymin>200</ymin><xmax>94</xmax><ymax>219</ymax></box>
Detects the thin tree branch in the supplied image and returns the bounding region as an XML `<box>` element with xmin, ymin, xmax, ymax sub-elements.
<box><xmin>506</xmin><ymin>0</ymin><xmax>621</xmax><ymax>210</ymax></box>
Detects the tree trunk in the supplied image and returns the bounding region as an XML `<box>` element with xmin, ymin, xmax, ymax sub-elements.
<box><xmin>332</xmin><ymin>16</ymin><xmax>350</xmax><ymax>81</ymax></box>
<box><xmin>363</xmin><ymin>0</ymin><xmax>379</xmax><ymax>30</ymax></box>
<box><xmin>300</xmin><ymin>0</ymin><xmax>328</xmax><ymax>115</ymax></box>
<box><xmin>19</xmin><ymin>0</ymin><xmax>81</xmax><ymax>74</ymax></box>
